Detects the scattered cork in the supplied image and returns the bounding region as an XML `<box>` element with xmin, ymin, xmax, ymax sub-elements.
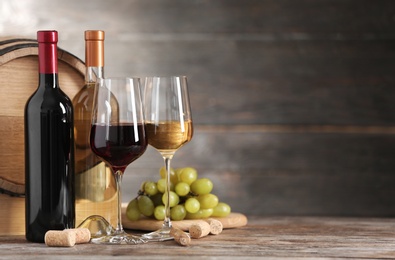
<box><xmin>44</xmin><ymin>230</ymin><xmax>76</xmax><ymax>247</ymax></box>
<box><xmin>170</xmin><ymin>227</ymin><xmax>191</xmax><ymax>246</ymax></box>
<box><xmin>188</xmin><ymin>221</ymin><xmax>211</xmax><ymax>239</ymax></box>
<box><xmin>65</xmin><ymin>228</ymin><xmax>91</xmax><ymax>244</ymax></box>
<box><xmin>205</xmin><ymin>218</ymin><xmax>223</xmax><ymax>235</ymax></box>
<box><xmin>44</xmin><ymin>228</ymin><xmax>91</xmax><ymax>247</ymax></box>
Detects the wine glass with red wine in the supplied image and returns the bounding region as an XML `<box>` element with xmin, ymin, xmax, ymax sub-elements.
<box><xmin>89</xmin><ymin>77</ymin><xmax>148</xmax><ymax>244</ymax></box>
<box><xmin>142</xmin><ymin>76</ymin><xmax>193</xmax><ymax>241</ymax></box>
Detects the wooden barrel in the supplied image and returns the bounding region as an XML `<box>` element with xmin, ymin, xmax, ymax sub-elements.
<box><xmin>0</xmin><ymin>38</ymin><xmax>85</xmax><ymax>196</ymax></box>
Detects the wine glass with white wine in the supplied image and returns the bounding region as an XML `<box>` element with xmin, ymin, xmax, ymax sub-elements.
<box><xmin>142</xmin><ymin>76</ymin><xmax>193</xmax><ymax>241</ymax></box>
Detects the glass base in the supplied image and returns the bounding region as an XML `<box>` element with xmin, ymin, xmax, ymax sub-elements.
<box><xmin>78</xmin><ymin>215</ymin><xmax>115</xmax><ymax>238</ymax></box>
<box><xmin>141</xmin><ymin>227</ymin><xmax>174</xmax><ymax>242</ymax></box>
<box><xmin>91</xmin><ymin>230</ymin><xmax>146</xmax><ymax>245</ymax></box>
<box><xmin>78</xmin><ymin>215</ymin><xmax>146</xmax><ymax>244</ymax></box>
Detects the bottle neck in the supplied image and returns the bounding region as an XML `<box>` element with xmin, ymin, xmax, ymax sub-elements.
<box><xmin>39</xmin><ymin>74</ymin><xmax>59</xmax><ymax>88</ymax></box>
<box><xmin>85</xmin><ymin>38</ymin><xmax>104</xmax><ymax>84</ymax></box>
<box><xmin>38</xmin><ymin>41</ymin><xmax>58</xmax><ymax>88</ymax></box>
<box><xmin>85</xmin><ymin>66</ymin><xmax>104</xmax><ymax>83</ymax></box>
<box><xmin>38</xmin><ymin>41</ymin><xmax>58</xmax><ymax>74</ymax></box>
<box><xmin>85</xmin><ymin>36</ymin><xmax>104</xmax><ymax>83</ymax></box>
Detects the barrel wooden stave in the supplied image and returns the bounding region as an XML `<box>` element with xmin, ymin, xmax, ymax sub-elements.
<box><xmin>0</xmin><ymin>39</ymin><xmax>85</xmax><ymax>196</ymax></box>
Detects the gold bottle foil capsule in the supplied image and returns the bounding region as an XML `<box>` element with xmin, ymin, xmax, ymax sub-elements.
<box><xmin>85</xmin><ymin>30</ymin><xmax>104</xmax><ymax>67</ymax></box>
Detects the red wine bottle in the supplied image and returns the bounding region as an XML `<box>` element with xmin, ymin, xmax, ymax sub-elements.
<box><xmin>25</xmin><ymin>30</ymin><xmax>75</xmax><ymax>243</ymax></box>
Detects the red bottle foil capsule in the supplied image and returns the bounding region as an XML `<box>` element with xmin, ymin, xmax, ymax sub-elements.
<box><xmin>37</xmin><ymin>30</ymin><xmax>58</xmax><ymax>74</ymax></box>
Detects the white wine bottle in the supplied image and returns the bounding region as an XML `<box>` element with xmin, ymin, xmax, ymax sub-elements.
<box><xmin>73</xmin><ymin>30</ymin><xmax>117</xmax><ymax>227</ymax></box>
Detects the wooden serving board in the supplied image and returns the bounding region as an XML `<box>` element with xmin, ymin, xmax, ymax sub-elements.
<box><xmin>121</xmin><ymin>204</ymin><xmax>248</xmax><ymax>231</ymax></box>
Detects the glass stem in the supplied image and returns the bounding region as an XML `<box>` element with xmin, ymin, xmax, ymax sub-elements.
<box><xmin>162</xmin><ymin>154</ymin><xmax>174</xmax><ymax>229</ymax></box>
<box><xmin>114</xmin><ymin>170</ymin><xmax>124</xmax><ymax>234</ymax></box>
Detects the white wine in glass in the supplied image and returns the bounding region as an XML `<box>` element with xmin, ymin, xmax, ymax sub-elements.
<box><xmin>143</xmin><ymin>76</ymin><xmax>193</xmax><ymax>241</ymax></box>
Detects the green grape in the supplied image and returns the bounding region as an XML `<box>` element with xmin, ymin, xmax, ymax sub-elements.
<box><xmin>157</xmin><ymin>178</ymin><xmax>166</xmax><ymax>193</ymax></box>
<box><xmin>179</xmin><ymin>167</ymin><xmax>198</xmax><ymax>185</ymax></box>
<box><xmin>190</xmin><ymin>178</ymin><xmax>213</xmax><ymax>195</ymax></box>
<box><xmin>212</xmin><ymin>202</ymin><xmax>231</xmax><ymax>217</ymax></box>
<box><xmin>144</xmin><ymin>181</ymin><xmax>158</xmax><ymax>196</ymax></box>
<box><xmin>162</xmin><ymin>191</ymin><xmax>179</xmax><ymax>207</ymax></box>
<box><xmin>175</xmin><ymin>168</ymin><xmax>183</xmax><ymax>181</ymax></box>
<box><xmin>197</xmin><ymin>193</ymin><xmax>219</xmax><ymax>209</ymax></box>
<box><xmin>170</xmin><ymin>205</ymin><xmax>187</xmax><ymax>221</ymax></box>
<box><xmin>150</xmin><ymin>192</ymin><xmax>164</xmax><ymax>206</ymax></box>
<box><xmin>186</xmin><ymin>208</ymin><xmax>213</xmax><ymax>219</ymax></box>
<box><xmin>175</xmin><ymin>182</ymin><xmax>190</xmax><ymax>197</ymax></box>
<box><xmin>169</xmin><ymin>182</ymin><xmax>175</xmax><ymax>191</ymax></box>
<box><xmin>159</xmin><ymin>166</ymin><xmax>168</xmax><ymax>178</ymax></box>
<box><xmin>184</xmin><ymin>197</ymin><xmax>200</xmax><ymax>213</ymax></box>
<box><xmin>137</xmin><ymin>195</ymin><xmax>154</xmax><ymax>217</ymax></box>
<box><xmin>126</xmin><ymin>198</ymin><xmax>140</xmax><ymax>221</ymax></box>
<box><xmin>157</xmin><ymin>177</ymin><xmax>175</xmax><ymax>193</ymax></box>
<box><xmin>139</xmin><ymin>181</ymin><xmax>147</xmax><ymax>192</ymax></box>
<box><xmin>154</xmin><ymin>205</ymin><xmax>165</xmax><ymax>220</ymax></box>
<box><xmin>159</xmin><ymin>166</ymin><xmax>178</xmax><ymax>184</ymax></box>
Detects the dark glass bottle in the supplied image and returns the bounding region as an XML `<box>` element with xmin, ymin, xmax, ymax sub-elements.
<box><xmin>25</xmin><ymin>30</ymin><xmax>75</xmax><ymax>243</ymax></box>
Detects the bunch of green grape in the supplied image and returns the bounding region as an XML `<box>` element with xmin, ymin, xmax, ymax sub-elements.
<box><xmin>126</xmin><ymin>167</ymin><xmax>231</xmax><ymax>221</ymax></box>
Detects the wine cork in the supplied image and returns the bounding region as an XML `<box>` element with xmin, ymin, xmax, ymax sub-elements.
<box><xmin>170</xmin><ymin>227</ymin><xmax>191</xmax><ymax>246</ymax></box>
<box><xmin>205</xmin><ymin>218</ymin><xmax>223</xmax><ymax>235</ymax></box>
<box><xmin>188</xmin><ymin>221</ymin><xmax>211</xmax><ymax>239</ymax></box>
<box><xmin>44</xmin><ymin>230</ymin><xmax>76</xmax><ymax>247</ymax></box>
<box><xmin>64</xmin><ymin>228</ymin><xmax>91</xmax><ymax>244</ymax></box>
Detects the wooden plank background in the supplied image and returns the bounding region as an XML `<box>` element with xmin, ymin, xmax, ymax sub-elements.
<box><xmin>1</xmin><ymin>0</ymin><xmax>395</xmax><ymax>216</ymax></box>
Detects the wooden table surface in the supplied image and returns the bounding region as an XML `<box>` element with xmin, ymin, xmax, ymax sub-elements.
<box><xmin>2</xmin><ymin>216</ymin><xmax>395</xmax><ymax>259</ymax></box>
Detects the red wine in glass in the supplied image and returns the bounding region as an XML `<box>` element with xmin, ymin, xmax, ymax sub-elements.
<box><xmin>90</xmin><ymin>123</ymin><xmax>147</xmax><ymax>173</ymax></box>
